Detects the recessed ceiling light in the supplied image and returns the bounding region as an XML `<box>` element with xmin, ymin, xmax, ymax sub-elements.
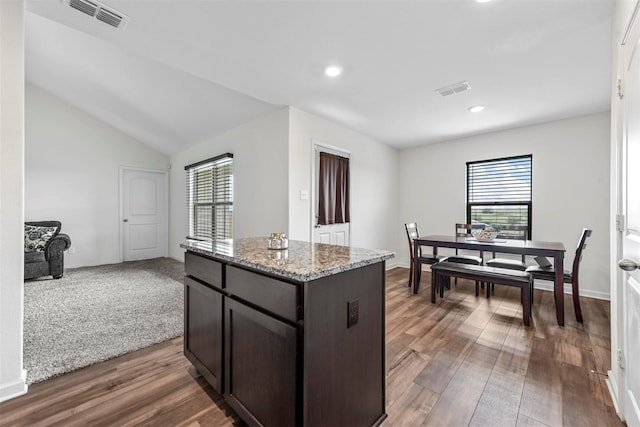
<box><xmin>468</xmin><ymin>105</ymin><xmax>485</xmax><ymax>113</ymax></box>
<box><xmin>475</xmin><ymin>0</ymin><xmax>492</xmax><ymax>3</ymax></box>
<box><xmin>324</xmin><ymin>65</ymin><xmax>343</xmax><ymax>78</ymax></box>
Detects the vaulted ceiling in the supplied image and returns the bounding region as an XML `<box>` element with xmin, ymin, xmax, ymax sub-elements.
<box><xmin>25</xmin><ymin>0</ymin><xmax>613</xmax><ymax>156</ymax></box>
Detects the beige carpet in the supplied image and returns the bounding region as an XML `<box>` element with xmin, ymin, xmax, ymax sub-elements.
<box><xmin>23</xmin><ymin>257</ymin><xmax>184</xmax><ymax>384</ymax></box>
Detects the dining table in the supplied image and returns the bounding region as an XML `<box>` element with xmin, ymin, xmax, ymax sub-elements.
<box><xmin>413</xmin><ymin>235</ymin><xmax>567</xmax><ymax>326</ymax></box>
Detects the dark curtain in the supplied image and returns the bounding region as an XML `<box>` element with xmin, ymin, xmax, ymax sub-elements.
<box><xmin>318</xmin><ymin>152</ymin><xmax>350</xmax><ymax>225</ymax></box>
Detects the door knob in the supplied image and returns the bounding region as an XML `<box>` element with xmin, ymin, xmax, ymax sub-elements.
<box><xmin>618</xmin><ymin>259</ymin><xmax>639</xmax><ymax>271</ymax></box>
<box><xmin>123</xmin><ymin>219</ymin><xmax>129</xmax><ymax>223</ymax></box>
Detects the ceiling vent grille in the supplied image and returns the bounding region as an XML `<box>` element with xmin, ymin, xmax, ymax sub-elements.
<box><xmin>69</xmin><ymin>0</ymin><xmax>98</xmax><ymax>16</ymax></box>
<box><xmin>64</xmin><ymin>0</ymin><xmax>128</xmax><ymax>29</ymax></box>
<box><xmin>96</xmin><ymin>8</ymin><xmax>123</xmax><ymax>28</ymax></box>
<box><xmin>435</xmin><ymin>81</ymin><xmax>471</xmax><ymax>97</ymax></box>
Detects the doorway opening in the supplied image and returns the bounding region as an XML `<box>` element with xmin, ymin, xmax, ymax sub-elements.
<box><xmin>311</xmin><ymin>142</ymin><xmax>351</xmax><ymax>246</ymax></box>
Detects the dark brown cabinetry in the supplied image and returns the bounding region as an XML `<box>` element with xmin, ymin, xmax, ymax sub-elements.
<box><xmin>183</xmin><ymin>250</ymin><xmax>386</xmax><ymax>427</ymax></box>
<box><xmin>224</xmin><ymin>297</ymin><xmax>298</xmax><ymax>426</ymax></box>
<box><xmin>184</xmin><ymin>254</ymin><xmax>223</xmax><ymax>392</ymax></box>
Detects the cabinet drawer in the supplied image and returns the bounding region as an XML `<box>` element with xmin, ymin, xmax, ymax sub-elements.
<box><xmin>185</xmin><ymin>252</ymin><xmax>223</xmax><ymax>289</ymax></box>
<box><xmin>227</xmin><ymin>266</ymin><xmax>298</xmax><ymax>322</ymax></box>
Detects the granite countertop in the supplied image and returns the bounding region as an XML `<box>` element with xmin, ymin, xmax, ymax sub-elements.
<box><xmin>181</xmin><ymin>237</ymin><xmax>395</xmax><ymax>282</ymax></box>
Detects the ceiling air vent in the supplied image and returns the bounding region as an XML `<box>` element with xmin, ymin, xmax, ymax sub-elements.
<box><xmin>64</xmin><ymin>0</ymin><xmax>128</xmax><ymax>29</ymax></box>
<box><xmin>435</xmin><ymin>81</ymin><xmax>471</xmax><ymax>97</ymax></box>
<box><xmin>96</xmin><ymin>8</ymin><xmax>123</xmax><ymax>28</ymax></box>
<box><xmin>68</xmin><ymin>0</ymin><xmax>98</xmax><ymax>16</ymax></box>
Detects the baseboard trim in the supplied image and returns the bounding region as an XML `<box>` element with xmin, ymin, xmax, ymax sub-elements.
<box><xmin>385</xmin><ymin>260</ymin><xmax>401</xmax><ymax>271</ymax></box>
<box><xmin>606</xmin><ymin>370</ymin><xmax>622</xmax><ymax>418</ymax></box>
<box><xmin>0</xmin><ymin>369</ymin><xmax>28</xmax><ymax>403</ymax></box>
<box><xmin>532</xmin><ymin>282</ymin><xmax>610</xmax><ymax>301</ymax></box>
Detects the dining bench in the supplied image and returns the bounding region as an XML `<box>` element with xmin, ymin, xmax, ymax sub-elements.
<box><xmin>430</xmin><ymin>262</ymin><xmax>533</xmax><ymax>326</ymax></box>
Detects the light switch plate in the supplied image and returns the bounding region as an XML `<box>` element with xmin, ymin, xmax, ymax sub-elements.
<box><xmin>300</xmin><ymin>190</ymin><xmax>309</xmax><ymax>200</ymax></box>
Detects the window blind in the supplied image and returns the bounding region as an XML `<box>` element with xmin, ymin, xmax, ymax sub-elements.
<box><xmin>185</xmin><ymin>153</ymin><xmax>233</xmax><ymax>241</ymax></box>
<box><xmin>466</xmin><ymin>155</ymin><xmax>532</xmax><ymax>236</ymax></box>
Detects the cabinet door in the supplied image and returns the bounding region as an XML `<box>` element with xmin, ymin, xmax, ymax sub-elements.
<box><xmin>184</xmin><ymin>277</ymin><xmax>223</xmax><ymax>393</ymax></box>
<box><xmin>225</xmin><ymin>298</ymin><xmax>298</xmax><ymax>427</ymax></box>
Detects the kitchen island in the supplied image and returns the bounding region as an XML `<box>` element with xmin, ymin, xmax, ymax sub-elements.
<box><xmin>181</xmin><ymin>237</ymin><xmax>394</xmax><ymax>427</ymax></box>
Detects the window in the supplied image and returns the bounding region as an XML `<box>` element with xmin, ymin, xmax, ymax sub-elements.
<box><xmin>466</xmin><ymin>155</ymin><xmax>532</xmax><ymax>237</ymax></box>
<box><xmin>185</xmin><ymin>153</ymin><xmax>233</xmax><ymax>241</ymax></box>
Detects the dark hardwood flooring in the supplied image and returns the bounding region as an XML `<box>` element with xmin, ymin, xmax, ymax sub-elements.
<box><xmin>0</xmin><ymin>267</ymin><xmax>622</xmax><ymax>426</ymax></box>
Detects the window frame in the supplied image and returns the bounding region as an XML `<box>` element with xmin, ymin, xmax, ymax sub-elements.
<box><xmin>185</xmin><ymin>153</ymin><xmax>233</xmax><ymax>242</ymax></box>
<box><xmin>466</xmin><ymin>154</ymin><xmax>532</xmax><ymax>238</ymax></box>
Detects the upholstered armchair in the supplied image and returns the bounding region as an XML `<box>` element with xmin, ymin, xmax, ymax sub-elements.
<box><xmin>24</xmin><ymin>221</ymin><xmax>72</xmax><ymax>280</ymax></box>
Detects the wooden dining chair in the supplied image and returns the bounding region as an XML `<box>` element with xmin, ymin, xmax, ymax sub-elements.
<box><xmin>486</xmin><ymin>224</ymin><xmax>529</xmax><ymax>271</ymax></box>
<box><xmin>485</xmin><ymin>225</ymin><xmax>529</xmax><ymax>295</ymax></box>
<box><xmin>448</xmin><ymin>223</ymin><xmax>484</xmax><ymax>265</ymax></box>
<box><xmin>405</xmin><ymin>223</ymin><xmax>445</xmax><ymax>288</ymax></box>
<box><xmin>525</xmin><ymin>228</ymin><xmax>592</xmax><ymax>322</ymax></box>
<box><xmin>439</xmin><ymin>223</ymin><xmax>485</xmax><ymax>290</ymax></box>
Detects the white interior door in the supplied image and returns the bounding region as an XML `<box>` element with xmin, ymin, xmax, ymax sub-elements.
<box><xmin>121</xmin><ymin>168</ymin><xmax>168</xmax><ymax>261</ymax></box>
<box><xmin>620</xmin><ymin>8</ymin><xmax>640</xmax><ymax>425</ymax></box>
<box><xmin>312</xmin><ymin>143</ymin><xmax>350</xmax><ymax>246</ymax></box>
<box><xmin>315</xmin><ymin>223</ymin><xmax>349</xmax><ymax>246</ymax></box>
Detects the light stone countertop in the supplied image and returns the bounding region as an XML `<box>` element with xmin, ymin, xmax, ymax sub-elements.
<box><xmin>181</xmin><ymin>237</ymin><xmax>395</xmax><ymax>282</ymax></box>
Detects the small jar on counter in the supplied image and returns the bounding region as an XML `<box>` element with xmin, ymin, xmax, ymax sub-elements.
<box><xmin>267</xmin><ymin>232</ymin><xmax>288</xmax><ymax>250</ymax></box>
<box><xmin>268</xmin><ymin>248</ymin><xmax>288</xmax><ymax>265</ymax></box>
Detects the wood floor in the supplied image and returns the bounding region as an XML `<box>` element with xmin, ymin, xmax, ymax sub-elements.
<box><xmin>0</xmin><ymin>267</ymin><xmax>622</xmax><ymax>427</ymax></box>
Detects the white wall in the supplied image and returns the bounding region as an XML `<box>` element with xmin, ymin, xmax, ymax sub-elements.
<box><xmin>398</xmin><ymin>112</ymin><xmax>611</xmax><ymax>298</ymax></box>
<box><xmin>288</xmin><ymin>107</ymin><xmax>400</xmax><ymax>257</ymax></box>
<box><xmin>169</xmin><ymin>108</ymin><xmax>290</xmax><ymax>260</ymax></box>
<box><xmin>0</xmin><ymin>0</ymin><xmax>27</xmax><ymax>402</ymax></box>
<box><xmin>25</xmin><ymin>84</ymin><xmax>170</xmax><ymax>267</ymax></box>
<box><xmin>168</xmin><ymin>106</ymin><xmax>400</xmax><ymax>263</ymax></box>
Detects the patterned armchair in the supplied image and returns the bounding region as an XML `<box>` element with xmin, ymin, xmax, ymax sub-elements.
<box><xmin>24</xmin><ymin>221</ymin><xmax>71</xmax><ymax>280</ymax></box>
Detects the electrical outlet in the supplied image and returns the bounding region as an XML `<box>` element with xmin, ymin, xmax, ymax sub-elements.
<box><xmin>68</xmin><ymin>246</ymin><xmax>76</xmax><ymax>254</ymax></box>
<box><xmin>347</xmin><ymin>299</ymin><xmax>359</xmax><ymax>328</ymax></box>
